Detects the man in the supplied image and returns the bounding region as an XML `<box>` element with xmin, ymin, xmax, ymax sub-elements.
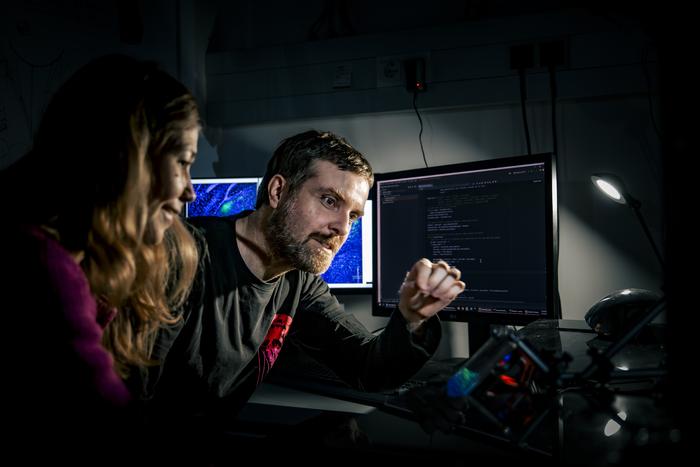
<box><xmin>132</xmin><ymin>130</ymin><xmax>465</xmax><ymax>439</ymax></box>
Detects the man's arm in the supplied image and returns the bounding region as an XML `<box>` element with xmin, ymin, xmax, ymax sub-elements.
<box><xmin>289</xmin><ymin>275</ymin><xmax>442</xmax><ymax>392</ymax></box>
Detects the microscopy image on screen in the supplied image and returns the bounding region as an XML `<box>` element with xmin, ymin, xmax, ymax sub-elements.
<box><xmin>321</xmin><ymin>217</ymin><xmax>363</xmax><ymax>284</ymax></box>
<box><xmin>187</xmin><ymin>180</ymin><xmax>258</xmax><ymax>218</ymax></box>
<box><xmin>187</xmin><ymin>181</ymin><xmax>371</xmax><ymax>290</ymax></box>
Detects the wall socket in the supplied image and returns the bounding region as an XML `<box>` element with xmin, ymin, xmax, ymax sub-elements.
<box><xmin>404</xmin><ymin>57</ymin><xmax>426</xmax><ymax>92</ymax></box>
<box><xmin>377</xmin><ymin>53</ymin><xmax>430</xmax><ymax>88</ymax></box>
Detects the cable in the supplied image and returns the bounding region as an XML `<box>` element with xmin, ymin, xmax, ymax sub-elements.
<box><xmin>8</xmin><ymin>39</ymin><xmax>64</xmax><ymax>69</ymax></box>
<box><xmin>641</xmin><ymin>45</ymin><xmax>662</xmax><ymax>139</ymax></box>
<box><xmin>6</xmin><ymin>39</ymin><xmax>64</xmax><ymax>135</ymax></box>
<box><xmin>518</xmin><ymin>68</ymin><xmax>532</xmax><ymax>155</ymax></box>
<box><xmin>412</xmin><ymin>91</ymin><xmax>428</xmax><ymax>167</ymax></box>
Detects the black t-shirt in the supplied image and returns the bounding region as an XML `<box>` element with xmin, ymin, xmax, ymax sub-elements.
<box><xmin>131</xmin><ymin>212</ymin><xmax>441</xmax><ymax>424</ymax></box>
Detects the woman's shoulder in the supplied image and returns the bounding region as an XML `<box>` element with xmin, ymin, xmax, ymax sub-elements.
<box><xmin>3</xmin><ymin>223</ymin><xmax>90</xmax><ymax>295</ymax></box>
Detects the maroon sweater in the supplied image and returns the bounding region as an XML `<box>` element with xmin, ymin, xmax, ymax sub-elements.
<box><xmin>2</xmin><ymin>225</ymin><xmax>130</xmax><ymax>446</ymax></box>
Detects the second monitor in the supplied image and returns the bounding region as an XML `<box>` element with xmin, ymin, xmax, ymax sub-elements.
<box><xmin>186</xmin><ymin>177</ymin><xmax>373</xmax><ymax>292</ymax></box>
<box><xmin>372</xmin><ymin>154</ymin><xmax>558</xmax><ymax>352</ymax></box>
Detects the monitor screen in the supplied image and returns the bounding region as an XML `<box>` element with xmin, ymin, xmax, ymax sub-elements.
<box><xmin>186</xmin><ymin>178</ymin><xmax>373</xmax><ymax>292</ymax></box>
<box><xmin>186</xmin><ymin>177</ymin><xmax>261</xmax><ymax>217</ymax></box>
<box><xmin>321</xmin><ymin>200</ymin><xmax>373</xmax><ymax>292</ymax></box>
<box><xmin>372</xmin><ymin>153</ymin><xmax>558</xmax><ymax>326</ymax></box>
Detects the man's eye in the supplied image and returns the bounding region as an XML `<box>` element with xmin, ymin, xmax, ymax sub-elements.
<box><xmin>321</xmin><ymin>196</ymin><xmax>336</xmax><ymax>207</ymax></box>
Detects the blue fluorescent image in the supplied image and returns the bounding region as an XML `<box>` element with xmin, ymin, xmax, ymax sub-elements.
<box><xmin>321</xmin><ymin>217</ymin><xmax>363</xmax><ymax>284</ymax></box>
<box><xmin>186</xmin><ymin>179</ymin><xmax>366</xmax><ymax>287</ymax></box>
<box><xmin>188</xmin><ymin>182</ymin><xmax>258</xmax><ymax>217</ymax></box>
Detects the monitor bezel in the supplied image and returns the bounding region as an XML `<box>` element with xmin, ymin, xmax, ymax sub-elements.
<box><xmin>371</xmin><ymin>153</ymin><xmax>558</xmax><ymax>325</ymax></box>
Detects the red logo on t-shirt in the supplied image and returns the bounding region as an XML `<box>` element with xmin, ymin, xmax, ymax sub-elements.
<box><xmin>257</xmin><ymin>313</ymin><xmax>293</xmax><ymax>384</ymax></box>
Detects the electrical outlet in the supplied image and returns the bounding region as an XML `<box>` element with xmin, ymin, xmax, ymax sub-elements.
<box><xmin>404</xmin><ymin>58</ymin><xmax>426</xmax><ymax>92</ymax></box>
<box><xmin>377</xmin><ymin>56</ymin><xmax>403</xmax><ymax>88</ymax></box>
<box><xmin>377</xmin><ymin>53</ymin><xmax>430</xmax><ymax>88</ymax></box>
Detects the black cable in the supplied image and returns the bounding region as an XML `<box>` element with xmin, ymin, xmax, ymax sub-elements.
<box><xmin>8</xmin><ymin>39</ymin><xmax>64</xmax><ymax>68</ymax></box>
<box><xmin>641</xmin><ymin>45</ymin><xmax>662</xmax><ymax>139</ymax></box>
<box><xmin>548</xmin><ymin>65</ymin><xmax>558</xmax><ymax>157</ymax></box>
<box><xmin>7</xmin><ymin>39</ymin><xmax>64</xmax><ymax>136</ymax></box>
<box><xmin>412</xmin><ymin>91</ymin><xmax>428</xmax><ymax>168</ymax></box>
<box><xmin>518</xmin><ymin>68</ymin><xmax>532</xmax><ymax>156</ymax></box>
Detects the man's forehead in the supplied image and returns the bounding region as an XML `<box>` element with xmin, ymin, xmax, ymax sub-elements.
<box><xmin>304</xmin><ymin>161</ymin><xmax>369</xmax><ymax>205</ymax></box>
<box><xmin>306</xmin><ymin>160</ymin><xmax>368</xmax><ymax>187</ymax></box>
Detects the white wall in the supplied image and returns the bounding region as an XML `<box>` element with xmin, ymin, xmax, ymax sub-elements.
<box><xmin>199</xmin><ymin>7</ymin><xmax>663</xmax><ymax>357</ymax></box>
<box><xmin>0</xmin><ymin>0</ymin><xmax>182</xmax><ymax>168</ymax></box>
<box><xmin>196</xmin><ymin>96</ymin><xmax>662</xmax><ymax>356</ymax></box>
<box><xmin>0</xmin><ymin>2</ymin><xmax>663</xmax><ymax>358</ymax></box>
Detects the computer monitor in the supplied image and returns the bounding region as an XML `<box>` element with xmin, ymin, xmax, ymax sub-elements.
<box><xmin>320</xmin><ymin>200</ymin><xmax>373</xmax><ymax>293</ymax></box>
<box><xmin>186</xmin><ymin>177</ymin><xmax>261</xmax><ymax>217</ymax></box>
<box><xmin>186</xmin><ymin>178</ymin><xmax>373</xmax><ymax>292</ymax></box>
<box><xmin>372</xmin><ymin>153</ymin><xmax>558</xmax><ymax>353</ymax></box>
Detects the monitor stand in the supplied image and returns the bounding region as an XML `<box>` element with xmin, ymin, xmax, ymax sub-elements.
<box><xmin>467</xmin><ymin>322</ymin><xmax>492</xmax><ymax>357</ymax></box>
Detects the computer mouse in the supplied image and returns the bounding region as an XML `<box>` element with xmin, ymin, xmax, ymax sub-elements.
<box><xmin>584</xmin><ymin>288</ymin><xmax>662</xmax><ymax>339</ymax></box>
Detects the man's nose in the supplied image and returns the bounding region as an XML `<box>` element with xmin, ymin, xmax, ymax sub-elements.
<box><xmin>329</xmin><ymin>211</ymin><xmax>350</xmax><ymax>237</ymax></box>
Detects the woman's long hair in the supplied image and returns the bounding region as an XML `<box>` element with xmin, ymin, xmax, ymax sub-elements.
<box><xmin>103</xmin><ymin>88</ymin><xmax>201</xmax><ymax>376</ymax></box>
<box><xmin>0</xmin><ymin>55</ymin><xmax>199</xmax><ymax>376</ymax></box>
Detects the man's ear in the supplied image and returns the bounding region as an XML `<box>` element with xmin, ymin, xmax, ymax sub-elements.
<box><xmin>267</xmin><ymin>174</ymin><xmax>287</xmax><ymax>209</ymax></box>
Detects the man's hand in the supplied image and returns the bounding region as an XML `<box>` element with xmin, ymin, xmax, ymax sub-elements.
<box><xmin>399</xmin><ymin>258</ymin><xmax>466</xmax><ymax>327</ymax></box>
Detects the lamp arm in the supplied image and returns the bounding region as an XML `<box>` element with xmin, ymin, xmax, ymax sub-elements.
<box><xmin>630</xmin><ymin>202</ymin><xmax>665</xmax><ymax>271</ymax></box>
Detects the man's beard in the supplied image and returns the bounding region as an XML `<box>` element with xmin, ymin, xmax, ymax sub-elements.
<box><xmin>266</xmin><ymin>194</ymin><xmax>344</xmax><ymax>274</ymax></box>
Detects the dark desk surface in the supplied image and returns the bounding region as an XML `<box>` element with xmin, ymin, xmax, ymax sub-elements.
<box><xmin>519</xmin><ymin>319</ymin><xmax>666</xmax><ymax>375</ymax></box>
<box><xmin>247</xmin><ymin>319</ymin><xmax>675</xmax><ymax>462</ymax></box>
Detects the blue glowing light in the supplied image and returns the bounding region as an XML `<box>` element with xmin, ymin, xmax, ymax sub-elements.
<box><xmin>446</xmin><ymin>367</ymin><xmax>480</xmax><ymax>398</ymax></box>
<box><xmin>321</xmin><ymin>217</ymin><xmax>363</xmax><ymax>284</ymax></box>
<box><xmin>188</xmin><ymin>182</ymin><xmax>257</xmax><ymax>217</ymax></box>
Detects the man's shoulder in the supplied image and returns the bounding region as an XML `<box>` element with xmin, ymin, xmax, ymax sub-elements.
<box><xmin>185</xmin><ymin>216</ymin><xmax>239</xmax><ymax>244</ymax></box>
<box><xmin>186</xmin><ymin>211</ymin><xmax>254</xmax><ymax>235</ymax></box>
<box><xmin>186</xmin><ymin>215</ymin><xmax>234</xmax><ymax>230</ymax></box>
<box><xmin>292</xmin><ymin>269</ymin><xmax>333</xmax><ymax>301</ymax></box>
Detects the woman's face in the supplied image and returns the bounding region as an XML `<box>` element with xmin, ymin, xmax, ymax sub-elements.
<box><xmin>144</xmin><ymin>127</ymin><xmax>198</xmax><ymax>245</ymax></box>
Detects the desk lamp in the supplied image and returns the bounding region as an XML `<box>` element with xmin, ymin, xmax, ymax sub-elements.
<box><xmin>590</xmin><ymin>173</ymin><xmax>664</xmax><ymax>270</ymax></box>
<box><xmin>578</xmin><ymin>173</ymin><xmax>666</xmax><ymax>382</ymax></box>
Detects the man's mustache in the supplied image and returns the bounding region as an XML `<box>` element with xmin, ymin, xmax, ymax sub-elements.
<box><xmin>308</xmin><ymin>234</ymin><xmax>344</xmax><ymax>253</ymax></box>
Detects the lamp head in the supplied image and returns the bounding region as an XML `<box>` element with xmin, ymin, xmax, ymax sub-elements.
<box><xmin>590</xmin><ymin>171</ymin><xmax>663</xmax><ymax>269</ymax></box>
<box><xmin>591</xmin><ymin>173</ymin><xmax>629</xmax><ymax>205</ymax></box>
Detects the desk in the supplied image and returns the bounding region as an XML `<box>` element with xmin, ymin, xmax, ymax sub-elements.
<box><xmin>243</xmin><ymin>319</ymin><xmax>675</xmax><ymax>462</ymax></box>
<box><xmin>242</xmin><ymin>383</ymin><xmax>527</xmax><ymax>462</ymax></box>
<box><xmin>249</xmin><ymin>382</ymin><xmax>376</xmax><ymax>414</ymax></box>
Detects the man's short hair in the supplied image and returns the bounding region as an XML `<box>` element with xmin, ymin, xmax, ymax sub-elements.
<box><xmin>255</xmin><ymin>130</ymin><xmax>374</xmax><ymax>208</ymax></box>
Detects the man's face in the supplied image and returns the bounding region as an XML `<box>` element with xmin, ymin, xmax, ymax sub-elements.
<box><xmin>266</xmin><ymin>160</ymin><xmax>370</xmax><ymax>274</ymax></box>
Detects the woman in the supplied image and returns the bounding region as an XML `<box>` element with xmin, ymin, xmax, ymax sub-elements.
<box><xmin>0</xmin><ymin>54</ymin><xmax>200</xmax><ymax>448</ymax></box>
